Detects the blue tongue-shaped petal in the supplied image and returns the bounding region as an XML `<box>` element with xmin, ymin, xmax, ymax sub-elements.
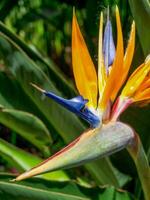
<box><xmin>70</xmin><ymin>96</ymin><xmax>89</xmax><ymax>110</ymax></box>
<box><xmin>44</xmin><ymin>91</ymin><xmax>100</xmax><ymax>127</ymax></box>
<box><xmin>30</xmin><ymin>83</ymin><xmax>100</xmax><ymax>127</ymax></box>
<box><xmin>44</xmin><ymin>92</ymin><xmax>88</xmax><ymax>113</ymax></box>
<box><xmin>103</xmin><ymin>9</ymin><xmax>115</xmax><ymax>73</ymax></box>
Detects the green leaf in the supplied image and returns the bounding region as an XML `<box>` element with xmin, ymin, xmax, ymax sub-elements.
<box><xmin>98</xmin><ymin>187</ymin><xmax>115</xmax><ymax>200</ymax></box>
<box><xmin>0</xmin><ymin>21</ymin><xmax>75</xmax><ymax>98</ymax></box>
<box><xmin>129</xmin><ymin>0</ymin><xmax>150</xmax><ymax>56</ymax></box>
<box><xmin>0</xmin><ymin>71</ymin><xmax>56</xmax><ymax>137</ymax></box>
<box><xmin>0</xmin><ymin>31</ymin><xmax>84</xmax><ymax>142</ymax></box>
<box><xmin>0</xmin><ymin>174</ymin><xmax>134</xmax><ymax>200</ymax></box>
<box><xmin>0</xmin><ymin>138</ymin><xmax>41</xmax><ymax>170</ymax></box>
<box><xmin>0</xmin><ymin>72</ymin><xmax>35</xmax><ymax>109</ymax></box>
<box><xmin>0</xmin><ymin>139</ymin><xmax>70</xmax><ymax>181</ymax></box>
<box><xmin>0</xmin><ymin>107</ymin><xmax>51</xmax><ymax>155</ymax></box>
<box><xmin>0</xmin><ymin>0</ymin><xmax>19</xmax><ymax>21</ymax></box>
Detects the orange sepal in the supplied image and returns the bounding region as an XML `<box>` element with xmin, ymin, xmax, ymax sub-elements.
<box><xmin>110</xmin><ymin>21</ymin><xmax>135</xmax><ymax>103</ymax></box>
<box><xmin>134</xmin><ymin>88</ymin><xmax>150</xmax><ymax>102</ymax></box>
<box><xmin>98</xmin><ymin>12</ymin><xmax>107</xmax><ymax>102</ymax></box>
<box><xmin>121</xmin><ymin>56</ymin><xmax>150</xmax><ymax>98</ymax></box>
<box><xmin>72</xmin><ymin>10</ymin><xmax>98</xmax><ymax>108</ymax></box>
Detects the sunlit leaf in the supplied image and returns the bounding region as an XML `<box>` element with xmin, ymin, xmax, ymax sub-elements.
<box><xmin>0</xmin><ymin>139</ymin><xmax>70</xmax><ymax>181</ymax></box>
<box><xmin>129</xmin><ymin>0</ymin><xmax>150</xmax><ymax>56</ymax></box>
<box><xmin>0</xmin><ymin>107</ymin><xmax>51</xmax><ymax>155</ymax></box>
<box><xmin>0</xmin><ymin>174</ymin><xmax>134</xmax><ymax>200</ymax></box>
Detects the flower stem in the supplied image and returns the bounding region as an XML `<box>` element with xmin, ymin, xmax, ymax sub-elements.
<box><xmin>127</xmin><ymin>133</ymin><xmax>150</xmax><ymax>200</ymax></box>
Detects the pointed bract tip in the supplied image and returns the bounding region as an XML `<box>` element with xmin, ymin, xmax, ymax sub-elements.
<box><xmin>132</xmin><ymin>20</ymin><xmax>135</xmax><ymax>26</ymax></box>
<box><xmin>107</xmin><ymin>5</ymin><xmax>110</xmax><ymax>20</ymax></box>
<box><xmin>73</xmin><ymin>7</ymin><xmax>76</xmax><ymax>16</ymax></box>
<box><xmin>145</xmin><ymin>54</ymin><xmax>150</xmax><ymax>64</ymax></box>
<box><xmin>30</xmin><ymin>83</ymin><xmax>45</xmax><ymax>93</ymax></box>
<box><xmin>131</xmin><ymin>21</ymin><xmax>135</xmax><ymax>31</ymax></box>
<box><xmin>115</xmin><ymin>5</ymin><xmax>119</xmax><ymax>12</ymax></box>
<box><xmin>115</xmin><ymin>5</ymin><xmax>120</xmax><ymax>18</ymax></box>
<box><xmin>100</xmin><ymin>11</ymin><xmax>103</xmax><ymax>20</ymax></box>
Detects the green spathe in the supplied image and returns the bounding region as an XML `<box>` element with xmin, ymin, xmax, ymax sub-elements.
<box><xmin>13</xmin><ymin>121</ymin><xmax>134</xmax><ymax>181</ymax></box>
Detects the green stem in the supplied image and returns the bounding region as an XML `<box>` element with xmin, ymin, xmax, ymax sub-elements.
<box><xmin>127</xmin><ymin>133</ymin><xmax>150</xmax><ymax>200</ymax></box>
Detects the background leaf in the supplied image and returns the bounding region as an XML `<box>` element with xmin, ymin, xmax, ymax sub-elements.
<box><xmin>129</xmin><ymin>0</ymin><xmax>150</xmax><ymax>56</ymax></box>
<box><xmin>0</xmin><ymin>139</ymin><xmax>70</xmax><ymax>181</ymax></box>
<box><xmin>0</xmin><ymin>174</ymin><xmax>134</xmax><ymax>200</ymax></box>
<box><xmin>0</xmin><ymin>107</ymin><xmax>51</xmax><ymax>155</ymax></box>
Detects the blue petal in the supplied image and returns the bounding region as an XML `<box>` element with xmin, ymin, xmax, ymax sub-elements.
<box><xmin>103</xmin><ymin>19</ymin><xmax>115</xmax><ymax>72</ymax></box>
<box><xmin>70</xmin><ymin>96</ymin><xmax>88</xmax><ymax>110</ymax></box>
<box><xmin>44</xmin><ymin>91</ymin><xmax>100</xmax><ymax>127</ymax></box>
<box><xmin>78</xmin><ymin>107</ymin><xmax>100</xmax><ymax>127</ymax></box>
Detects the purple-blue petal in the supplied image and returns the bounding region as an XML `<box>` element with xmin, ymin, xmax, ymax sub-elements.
<box><xmin>44</xmin><ymin>91</ymin><xmax>100</xmax><ymax>127</ymax></box>
<box><xmin>103</xmin><ymin>20</ymin><xmax>115</xmax><ymax>72</ymax></box>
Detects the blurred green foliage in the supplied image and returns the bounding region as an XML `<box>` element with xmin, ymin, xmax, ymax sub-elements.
<box><xmin>0</xmin><ymin>0</ymin><xmax>149</xmax><ymax>199</ymax></box>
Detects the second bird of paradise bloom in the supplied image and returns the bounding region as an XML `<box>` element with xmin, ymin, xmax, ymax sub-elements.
<box><xmin>13</xmin><ymin>6</ymin><xmax>150</xmax><ymax>200</ymax></box>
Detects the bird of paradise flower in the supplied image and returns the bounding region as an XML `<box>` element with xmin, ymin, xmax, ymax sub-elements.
<box><xmin>13</xmin><ymin>6</ymin><xmax>150</xmax><ymax>200</ymax></box>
